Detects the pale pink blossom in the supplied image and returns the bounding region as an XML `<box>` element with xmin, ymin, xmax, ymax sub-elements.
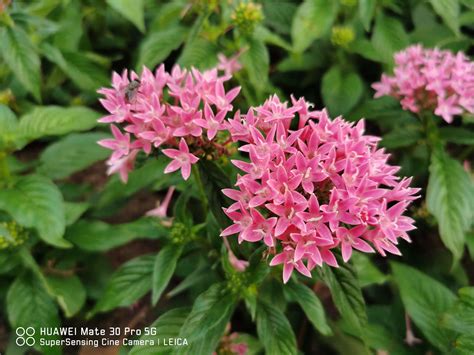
<box><xmin>98</xmin><ymin>62</ymin><xmax>240</xmax><ymax>182</ymax></box>
<box><xmin>222</xmin><ymin>96</ymin><xmax>419</xmax><ymax>283</ymax></box>
<box><xmin>162</xmin><ymin>139</ymin><xmax>199</xmax><ymax>180</ymax></box>
<box><xmin>146</xmin><ymin>187</ymin><xmax>175</xmax><ymax>219</ymax></box>
<box><xmin>372</xmin><ymin>44</ymin><xmax>474</xmax><ymax>123</ymax></box>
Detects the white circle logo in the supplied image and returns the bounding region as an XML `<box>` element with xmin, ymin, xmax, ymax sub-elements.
<box><xmin>15</xmin><ymin>327</ymin><xmax>35</xmax><ymax>347</ymax></box>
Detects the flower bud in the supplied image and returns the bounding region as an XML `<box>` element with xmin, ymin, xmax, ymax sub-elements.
<box><xmin>231</xmin><ymin>1</ymin><xmax>263</xmax><ymax>35</ymax></box>
<box><xmin>331</xmin><ymin>26</ymin><xmax>355</xmax><ymax>48</ymax></box>
<box><xmin>0</xmin><ymin>221</ymin><xmax>28</xmax><ymax>250</ymax></box>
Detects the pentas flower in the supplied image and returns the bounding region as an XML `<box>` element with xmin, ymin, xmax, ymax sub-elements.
<box><xmin>372</xmin><ymin>44</ymin><xmax>474</xmax><ymax>123</ymax></box>
<box><xmin>221</xmin><ymin>96</ymin><xmax>419</xmax><ymax>283</ymax></box>
<box><xmin>97</xmin><ymin>62</ymin><xmax>241</xmax><ymax>182</ymax></box>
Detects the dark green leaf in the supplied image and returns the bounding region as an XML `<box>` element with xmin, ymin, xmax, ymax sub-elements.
<box><xmin>152</xmin><ymin>244</ymin><xmax>183</xmax><ymax>305</ymax></box>
<box><xmin>241</xmin><ymin>36</ymin><xmax>270</xmax><ymax>94</ymax></box>
<box><xmin>391</xmin><ymin>262</ymin><xmax>457</xmax><ymax>352</ymax></box>
<box><xmin>381</xmin><ymin>126</ymin><xmax>422</xmax><ymax>148</ymax></box>
<box><xmin>0</xmin><ymin>175</ymin><xmax>70</xmax><ymax>248</ymax></box>
<box><xmin>64</xmin><ymin>202</ymin><xmax>89</xmax><ymax>226</ymax></box>
<box><xmin>7</xmin><ymin>273</ymin><xmax>59</xmax><ymax>337</ymax></box>
<box><xmin>176</xmin><ymin>283</ymin><xmax>237</xmax><ymax>354</ymax></box>
<box><xmin>359</xmin><ymin>0</ymin><xmax>376</xmax><ymax>30</ymax></box>
<box><xmin>439</xmin><ymin>126</ymin><xmax>474</xmax><ymax>145</ymax></box>
<box><xmin>94</xmin><ymin>157</ymin><xmax>170</xmax><ymax>213</ymax></box>
<box><xmin>291</xmin><ymin>0</ymin><xmax>339</xmax><ymax>53</ymax></box>
<box><xmin>92</xmin><ymin>254</ymin><xmax>155</xmax><ymax>314</ymax></box>
<box><xmin>45</xmin><ymin>275</ymin><xmax>86</xmax><ymax>317</ymax></box>
<box><xmin>178</xmin><ymin>37</ymin><xmax>218</xmax><ymax>70</ymax></box>
<box><xmin>429</xmin><ymin>0</ymin><xmax>460</xmax><ymax>36</ymax></box>
<box><xmin>129</xmin><ymin>308</ymin><xmax>191</xmax><ymax>355</ymax></box>
<box><xmin>0</xmin><ymin>104</ymin><xmax>20</xmax><ymax>149</ymax></box>
<box><xmin>0</xmin><ymin>26</ymin><xmax>41</xmax><ymax>101</ymax></box>
<box><xmin>38</xmin><ymin>132</ymin><xmax>110</xmax><ymax>179</ymax></box>
<box><xmin>18</xmin><ymin>106</ymin><xmax>99</xmax><ymax>143</ymax></box>
<box><xmin>316</xmin><ymin>252</ymin><xmax>368</xmax><ymax>343</ymax></box>
<box><xmin>106</xmin><ymin>0</ymin><xmax>145</xmax><ymax>32</ymax></box>
<box><xmin>66</xmin><ymin>218</ymin><xmax>167</xmax><ymax>252</ymax></box>
<box><xmin>286</xmin><ymin>281</ymin><xmax>332</xmax><ymax>336</ymax></box>
<box><xmin>427</xmin><ymin>149</ymin><xmax>474</xmax><ymax>261</ymax></box>
<box><xmin>137</xmin><ymin>26</ymin><xmax>187</xmax><ymax>69</ymax></box>
<box><xmin>372</xmin><ymin>13</ymin><xmax>410</xmax><ymax>64</ymax></box>
<box><xmin>351</xmin><ymin>253</ymin><xmax>387</xmax><ymax>287</ymax></box>
<box><xmin>41</xmin><ymin>43</ymin><xmax>109</xmax><ymax>92</ymax></box>
<box><xmin>256</xmin><ymin>299</ymin><xmax>297</xmax><ymax>355</ymax></box>
<box><xmin>198</xmin><ymin>160</ymin><xmax>233</xmax><ymax>228</ymax></box>
<box><xmin>322</xmin><ymin>66</ymin><xmax>364</xmax><ymax>116</ymax></box>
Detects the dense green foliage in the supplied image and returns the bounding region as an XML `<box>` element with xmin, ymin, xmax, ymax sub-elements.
<box><xmin>0</xmin><ymin>0</ymin><xmax>473</xmax><ymax>354</ymax></box>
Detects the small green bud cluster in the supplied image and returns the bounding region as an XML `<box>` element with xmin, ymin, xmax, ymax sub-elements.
<box><xmin>169</xmin><ymin>222</ymin><xmax>191</xmax><ymax>245</ymax></box>
<box><xmin>0</xmin><ymin>221</ymin><xmax>28</xmax><ymax>250</ymax></box>
<box><xmin>231</xmin><ymin>1</ymin><xmax>263</xmax><ymax>35</ymax></box>
<box><xmin>331</xmin><ymin>26</ymin><xmax>355</xmax><ymax>48</ymax></box>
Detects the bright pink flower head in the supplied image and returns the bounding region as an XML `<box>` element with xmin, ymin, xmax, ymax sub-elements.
<box><xmin>98</xmin><ymin>63</ymin><xmax>240</xmax><ymax>182</ymax></box>
<box><xmin>221</xmin><ymin>96</ymin><xmax>420</xmax><ymax>283</ymax></box>
<box><xmin>372</xmin><ymin>44</ymin><xmax>474</xmax><ymax>123</ymax></box>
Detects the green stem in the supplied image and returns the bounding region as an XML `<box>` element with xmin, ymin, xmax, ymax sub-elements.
<box><xmin>420</xmin><ymin>111</ymin><xmax>442</xmax><ymax>153</ymax></box>
<box><xmin>0</xmin><ymin>151</ymin><xmax>11</xmax><ymax>184</ymax></box>
<box><xmin>193</xmin><ymin>164</ymin><xmax>208</xmax><ymax>214</ymax></box>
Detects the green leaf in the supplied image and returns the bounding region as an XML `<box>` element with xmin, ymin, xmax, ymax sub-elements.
<box><xmin>286</xmin><ymin>281</ymin><xmax>332</xmax><ymax>336</ymax></box>
<box><xmin>18</xmin><ymin>106</ymin><xmax>100</xmax><ymax>143</ymax></box>
<box><xmin>7</xmin><ymin>273</ymin><xmax>59</xmax><ymax>331</ymax></box>
<box><xmin>254</xmin><ymin>26</ymin><xmax>292</xmax><ymax>51</ymax></box>
<box><xmin>359</xmin><ymin>0</ymin><xmax>376</xmax><ymax>30</ymax></box>
<box><xmin>372</xmin><ymin>12</ymin><xmax>410</xmax><ymax>64</ymax></box>
<box><xmin>439</xmin><ymin>126</ymin><xmax>474</xmax><ymax>145</ymax></box>
<box><xmin>136</xmin><ymin>26</ymin><xmax>187</xmax><ymax>70</ymax></box>
<box><xmin>262</xmin><ymin>0</ymin><xmax>296</xmax><ymax>35</ymax></box>
<box><xmin>322</xmin><ymin>66</ymin><xmax>364</xmax><ymax>116</ymax></box>
<box><xmin>0</xmin><ymin>104</ymin><xmax>20</xmax><ymax>149</ymax></box>
<box><xmin>442</xmin><ymin>287</ymin><xmax>474</xmax><ymax>337</ymax></box>
<box><xmin>0</xmin><ymin>175</ymin><xmax>70</xmax><ymax>248</ymax></box>
<box><xmin>381</xmin><ymin>126</ymin><xmax>422</xmax><ymax>148</ymax></box>
<box><xmin>176</xmin><ymin>283</ymin><xmax>237</xmax><ymax>354</ymax></box>
<box><xmin>92</xmin><ymin>254</ymin><xmax>155</xmax><ymax>314</ymax></box>
<box><xmin>178</xmin><ymin>37</ymin><xmax>218</xmax><ymax>70</ymax></box>
<box><xmin>64</xmin><ymin>202</ymin><xmax>90</xmax><ymax>226</ymax></box>
<box><xmin>152</xmin><ymin>244</ymin><xmax>182</xmax><ymax>305</ymax></box>
<box><xmin>351</xmin><ymin>253</ymin><xmax>387</xmax><ymax>287</ymax></box>
<box><xmin>66</xmin><ymin>218</ymin><xmax>167</xmax><ymax>252</ymax></box>
<box><xmin>391</xmin><ymin>262</ymin><xmax>457</xmax><ymax>352</ymax></box>
<box><xmin>427</xmin><ymin>149</ymin><xmax>474</xmax><ymax>261</ymax></box>
<box><xmin>316</xmin><ymin>253</ymin><xmax>368</xmax><ymax>343</ymax></box>
<box><xmin>38</xmin><ymin>133</ymin><xmax>110</xmax><ymax>179</ymax></box>
<box><xmin>93</xmin><ymin>157</ymin><xmax>175</xmax><ymax>215</ymax></box>
<box><xmin>53</xmin><ymin>0</ymin><xmax>83</xmax><ymax>51</ymax></box>
<box><xmin>241</xmin><ymin>36</ymin><xmax>270</xmax><ymax>95</ymax></box>
<box><xmin>291</xmin><ymin>0</ymin><xmax>339</xmax><ymax>53</ymax></box>
<box><xmin>429</xmin><ymin>0</ymin><xmax>460</xmax><ymax>36</ymax></box>
<box><xmin>41</xmin><ymin>43</ymin><xmax>109</xmax><ymax>92</ymax></box>
<box><xmin>45</xmin><ymin>275</ymin><xmax>86</xmax><ymax>317</ymax></box>
<box><xmin>256</xmin><ymin>299</ymin><xmax>297</xmax><ymax>355</ymax></box>
<box><xmin>0</xmin><ymin>26</ymin><xmax>41</xmax><ymax>101</ymax></box>
<box><xmin>106</xmin><ymin>0</ymin><xmax>145</xmax><ymax>32</ymax></box>
<box><xmin>198</xmin><ymin>160</ymin><xmax>233</xmax><ymax>228</ymax></box>
<box><xmin>129</xmin><ymin>307</ymin><xmax>191</xmax><ymax>355</ymax></box>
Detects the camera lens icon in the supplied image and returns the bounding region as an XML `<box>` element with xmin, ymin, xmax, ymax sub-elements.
<box><xmin>15</xmin><ymin>327</ymin><xmax>35</xmax><ymax>346</ymax></box>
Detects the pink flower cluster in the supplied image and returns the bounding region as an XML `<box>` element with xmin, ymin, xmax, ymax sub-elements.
<box><xmin>221</xmin><ymin>96</ymin><xmax>419</xmax><ymax>283</ymax></box>
<box><xmin>372</xmin><ymin>44</ymin><xmax>474</xmax><ymax>123</ymax></box>
<box><xmin>97</xmin><ymin>61</ymin><xmax>240</xmax><ymax>182</ymax></box>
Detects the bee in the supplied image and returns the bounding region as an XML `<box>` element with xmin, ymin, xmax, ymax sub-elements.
<box><xmin>124</xmin><ymin>79</ymin><xmax>141</xmax><ymax>103</ymax></box>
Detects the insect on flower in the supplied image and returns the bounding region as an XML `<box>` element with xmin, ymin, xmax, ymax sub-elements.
<box><xmin>124</xmin><ymin>79</ymin><xmax>141</xmax><ymax>103</ymax></box>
